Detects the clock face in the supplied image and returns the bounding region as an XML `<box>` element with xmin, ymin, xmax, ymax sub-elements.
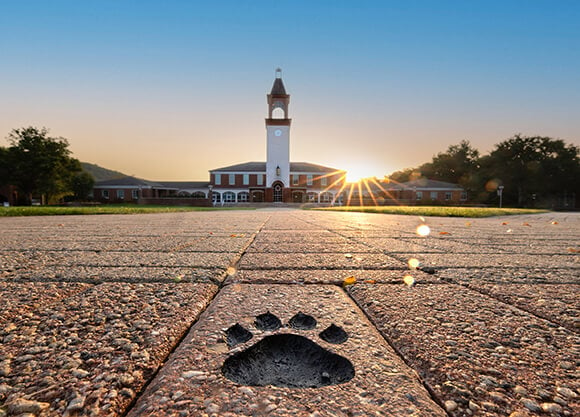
<box><xmin>274</xmin><ymin>129</ymin><xmax>282</xmax><ymax>137</ymax></box>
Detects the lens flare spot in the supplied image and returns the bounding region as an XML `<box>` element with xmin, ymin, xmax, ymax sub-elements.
<box><xmin>226</xmin><ymin>267</ymin><xmax>237</xmax><ymax>276</ymax></box>
<box><xmin>343</xmin><ymin>276</ymin><xmax>357</xmax><ymax>287</ymax></box>
<box><xmin>403</xmin><ymin>275</ymin><xmax>415</xmax><ymax>287</ymax></box>
<box><xmin>416</xmin><ymin>224</ymin><xmax>431</xmax><ymax>237</ymax></box>
<box><xmin>408</xmin><ymin>258</ymin><xmax>420</xmax><ymax>269</ymax></box>
<box><xmin>344</xmin><ymin>253</ymin><xmax>353</xmax><ymax>259</ymax></box>
<box><xmin>506</xmin><ymin>229</ymin><xmax>513</xmax><ymax>233</ymax></box>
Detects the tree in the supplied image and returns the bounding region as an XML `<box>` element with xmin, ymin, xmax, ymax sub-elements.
<box><xmin>387</xmin><ymin>167</ymin><xmax>423</xmax><ymax>183</ymax></box>
<box><xmin>7</xmin><ymin>127</ymin><xmax>82</xmax><ymax>204</ymax></box>
<box><xmin>0</xmin><ymin>146</ymin><xmax>10</xmax><ymax>186</ymax></box>
<box><xmin>70</xmin><ymin>171</ymin><xmax>95</xmax><ymax>201</ymax></box>
<box><xmin>483</xmin><ymin>134</ymin><xmax>579</xmax><ymax>207</ymax></box>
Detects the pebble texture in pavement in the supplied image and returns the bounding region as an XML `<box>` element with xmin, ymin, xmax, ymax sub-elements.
<box><xmin>0</xmin><ymin>209</ymin><xmax>578</xmax><ymax>416</ymax></box>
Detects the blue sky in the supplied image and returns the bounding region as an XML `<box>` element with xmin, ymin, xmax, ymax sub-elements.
<box><xmin>1</xmin><ymin>0</ymin><xmax>579</xmax><ymax>181</ymax></box>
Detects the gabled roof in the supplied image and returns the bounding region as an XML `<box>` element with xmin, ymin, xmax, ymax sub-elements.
<box><xmin>210</xmin><ymin>161</ymin><xmax>344</xmax><ymax>174</ymax></box>
<box><xmin>157</xmin><ymin>181</ymin><xmax>210</xmax><ymax>189</ymax></box>
<box><xmin>94</xmin><ymin>176</ymin><xmax>164</xmax><ymax>188</ymax></box>
<box><xmin>400</xmin><ymin>179</ymin><xmax>463</xmax><ymax>190</ymax></box>
<box><xmin>290</xmin><ymin>162</ymin><xmax>344</xmax><ymax>173</ymax></box>
<box><xmin>211</xmin><ymin>162</ymin><xmax>266</xmax><ymax>172</ymax></box>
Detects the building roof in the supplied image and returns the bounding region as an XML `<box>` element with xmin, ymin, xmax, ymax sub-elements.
<box><xmin>400</xmin><ymin>179</ymin><xmax>464</xmax><ymax>190</ymax></box>
<box><xmin>157</xmin><ymin>181</ymin><xmax>210</xmax><ymax>189</ymax></box>
<box><xmin>290</xmin><ymin>162</ymin><xmax>344</xmax><ymax>173</ymax></box>
<box><xmin>94</xmin><ymin>176</ymin><xmax>165</xmax><ymax>188</ymax></box>
<box><xmin>270</xmin><ymin>77</ymin><xmax>287</xmax><ymax>95</ymax></box>
<box><xmin>211</xmin><ymin>161</ymin><xmax>344</xmax><ymax>174</ymax></box>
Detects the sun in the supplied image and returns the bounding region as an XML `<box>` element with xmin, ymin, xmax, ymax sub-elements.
<box><xmin>345</xmin><ymin>167</ymin><xmax>377</xmax><ymax>183</ymax></box>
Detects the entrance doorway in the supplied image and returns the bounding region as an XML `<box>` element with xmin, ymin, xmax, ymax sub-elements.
<box><xmin>273</xmin><ymin>182</ymin><xmax>284</xmax><ymax>203</ymax></box>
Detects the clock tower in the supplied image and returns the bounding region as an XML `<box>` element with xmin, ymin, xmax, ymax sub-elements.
<box><xmin>266</xmin><ymin>68</ymin><xmax>291</xmax><ymax>192</ymax></box>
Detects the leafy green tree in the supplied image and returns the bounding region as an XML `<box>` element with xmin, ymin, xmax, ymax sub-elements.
<box><xmin>387</xmin><ymin>167</ymin><xmax>423</xmax><ymax>183</ymax></box>
<box><xmin>7</xmin><ymin>127</ymin><xmax>82</xmax><ymax>204</ymax></box>
<box><xmin>0</xmin><ymin>146</ymin><xmax>10</xmax><ymax>186</ymax></box>
<box><xmin>482</xmin><ymin>134</ymin><xmax>579</xmax><ymax>207</ymax></box>
<box><xmin>420</xmin><ymin>140</ymin><xmax>480</xmax><ymax>191</ymax></box>
<box><xmin>70</xmin><ymin>171</ymin><xmax>95</xmax><ymax>201</ymax></box>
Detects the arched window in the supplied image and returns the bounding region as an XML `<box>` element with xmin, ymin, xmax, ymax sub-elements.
<box><xmin>223</xmin><ymin>191</ymin><xmax>236</xmax><ymax>203</ymax></box>
<box><xmin>307</xmin><ymin>192</ymin><xmax>317</xmax><ymax>202</ymax></box>
<box><xmin>238</xmin><ymin>191</ymin><xmax>249</xmax><ymax>202</ymax></box>
<box><xmin>252</xmin><ymin>190</ymin><xmax>264</xmax><ymax>202</ymax></box>
<box><xmin>272</xmin><ymin>107</ymin><xmax>285</xmax><ymax>119</ymax></box>
<box><xmin>192</xmin><ymin>191</ymin><xmax>206</xmax><ymax>199</ymax></box>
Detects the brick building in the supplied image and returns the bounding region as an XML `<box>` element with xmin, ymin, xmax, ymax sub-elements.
<box><xmin>93</xmin><ymin>69</ymin><xmax>346</xmax><ymax>205</ymax></box>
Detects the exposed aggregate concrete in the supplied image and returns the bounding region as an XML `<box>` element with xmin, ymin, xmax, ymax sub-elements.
<box><xmin>0</xmin><ymin>210</ymin><xmax>578</xmax><ymax>416</ymax></box>
<box><xmin>0</xmin><ymin>283</ymin><xmax>217</xmax><ymax>416</ymax></box>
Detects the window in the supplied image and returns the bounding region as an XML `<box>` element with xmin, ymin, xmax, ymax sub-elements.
<box><xmin>132</xmin><ymin>190</ymin><xmax>139</xmax><ymax>200</ymax></box>
<box><xmin>243</xmin><ymin>174</ymin><xmax>249</xmax><ymax>185</ymax></box>
<box><xmin>416</xmin><ymin>191</ymin><xmax>423</xmax><ymax>200</ymax></box>
<box><xmin>293</xmin><ymin>175</ymin><xmax>299</xmax><ymax>185</ymax></box>
<box><xmin>256</xmin><ymin>174</ymin><xmax>263</xmax><ymax>186</ymax></box>
<box><xmin>460</xmin><ymin>192</ymin><xmax>467</xmax><ymax>201</ymax></box>
<box><xmin>212</xmin><ymin>193</ymin><xmax>221</xmax><ymax>203</ymax></box>
<box><xmin>430</xmin><ymin>191</ymin><xmax>438</xmax><ymax>200</ymax></box>
<box><xmin>192</xmin><ymin>191</ymin><xmax>206</xmax><ymax>199</ymax></box>
<box><xmin>223</xmin><ymin>191</ymin><xmax>236</xmax><ymax>202</ymax></box>
<box><xmin>215</xmin><ymin>174</ymin><xmax>221</xmax><ymax>185</ymax></box>
<box><xmin>321</xmin><ymin>177</ymin><xmax>328</xmax><ymax>186</ymax></box>
<box><xmin>320</xmin><ymin>192</ymin><xmax>332</xmax><ymax>202</ymax></box>
<box><xmin>273</xmin><ymin>184</ymin><xmax>283</xmax><ymax>202</ymax></box>
<box><xmin>307</xmin><ymin>192</ymin><xmax>317</xmax><ymax>202</ymax></box>
<box><xmin>307</xmin><ymin>175</ymin><xmax>313</xmax><ymax>186</ymax></box>
<box><xmin>229</xmin><ymin>174</ymin><xmax>235</xmax><ymax>185</ymax></box>
<box><xmin>102</xmin><ymin>190</ymin><xmax>109</xmax><ymax>199</ymax></box>
<box><xmin>117</xmin><ymin>190</ymin><xmax>125</xmax><ymax>199</ymax></box>
<box><xmin>445</xmin><ymin>192</ymin><xmax>452</xmax><ymax>201</ymax></box>
<box><xmin>238</xmin><ymin>191</ymin><xmax>249</xmax><ymax>202</ymax></box>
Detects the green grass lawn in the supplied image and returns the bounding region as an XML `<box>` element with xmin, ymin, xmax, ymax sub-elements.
<box><xmin>0</xmin><ymin>205</ymin><xmax>255</xmax><ymax>217</ymax></box>
<box><xmin>314</xmin><ymin>206</ymin><xmax>548</xmax><ymax>218</ymax></box>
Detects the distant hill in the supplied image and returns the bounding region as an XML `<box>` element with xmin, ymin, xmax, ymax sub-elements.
<box><xmin>81</xmin><ymin>162</ymin><xmax>128</xmax><ymax>182</ymax></box>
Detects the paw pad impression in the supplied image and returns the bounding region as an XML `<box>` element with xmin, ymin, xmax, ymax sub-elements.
<box><xmin>221</xmin><ymin>312</ymin><xmax>354</xmax><ymax>388</ymax></box>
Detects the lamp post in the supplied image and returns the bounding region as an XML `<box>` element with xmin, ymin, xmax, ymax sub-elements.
<box><xmin>497</xmin><ymin>185</ymin><xmax>504</xmax><ymax>208</ymax></box>
<box><xmin>208</xmin><ymin>184</ymin><xmax>214</xmax><ymax>206</ymax></box>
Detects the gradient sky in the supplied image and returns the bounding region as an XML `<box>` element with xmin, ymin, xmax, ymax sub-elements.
<box><xmin>1</xmin><ymin>0</ymin><xmax>579</xmax><ymax>182</ymax></box>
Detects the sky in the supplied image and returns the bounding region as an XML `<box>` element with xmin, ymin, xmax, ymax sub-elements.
<box><xmin>1</xmin><ymin>0</ymin><xmax>579</xmax><ymax>182</ymax></box>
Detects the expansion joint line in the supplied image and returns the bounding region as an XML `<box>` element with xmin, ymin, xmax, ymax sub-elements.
<box><xmin>344</xmin><ymin>289</ymin><xmax>453</xmax><ymax>417</ymax></box>
<box><xmin>121</xmin><ymin>216</ymin><xmax>271</xmax><ymax>417</ymax></box>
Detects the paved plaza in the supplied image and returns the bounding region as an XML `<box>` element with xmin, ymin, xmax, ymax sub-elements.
<box><xmin>0</xmin><ymin>209</ymin><xmax>578</xmax><ymax>416</ymax></box>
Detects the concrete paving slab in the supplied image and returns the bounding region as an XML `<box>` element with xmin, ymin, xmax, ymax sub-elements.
<box><xmin>395</xmin><ymin>253</ymin><xmax>579</xmax><ymax>269</ymax></box>
<box><xmin>229</xmin><ymin>269</ymin><xmax>437</xmax><ymax>285</ymax></box>
<box><xmin>0</xmin><ymin>282</ymin><xmax>91</xmax><ymax>322</ymax></box>
<box><xmin>12</xmin><ymin>251</ymin><xmax>234</xmax><ymax>268</ymax></box>
<box><xmin>128</xmin><ymin>284</ymin><xmax>446</xmax><ymax>417</ymax></box>
<box><xmin>348</xmin><ymin>283</ymin><xmax>580</xmax><ymax>417</ymax></box>
<box><xmin>4</xmin><ymin>266</ymin><xmax>225</xmax><ymax>284</ymax></box>
<box><xmin>246</xmin><ymin>241</ymin><xmax>376</xmax><ymax>253</ymax></box>
<box><xmin>0</xmin><ymin>282</ymin><xmax>217</xmax><ymax>417</ymax></box>
<box><xmin>238</xmin><ymin>252</ymin><xmax>404</xmax><ymax>270</ymax></box>
<box><xmin>465</xmin><ymin>282</ymin><xmax>580</xmax><ymax>332</ymax></box>
<box><xmin>438</xmin><ymin>267</ymin><xmax>580</xmax><ymax>285</ymax></box>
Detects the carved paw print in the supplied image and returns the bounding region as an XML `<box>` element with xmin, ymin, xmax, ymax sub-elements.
<box><xmin>221</xmin><ymin>312</ymin><xmax>354</xmax><ymax>388</ymax></box>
